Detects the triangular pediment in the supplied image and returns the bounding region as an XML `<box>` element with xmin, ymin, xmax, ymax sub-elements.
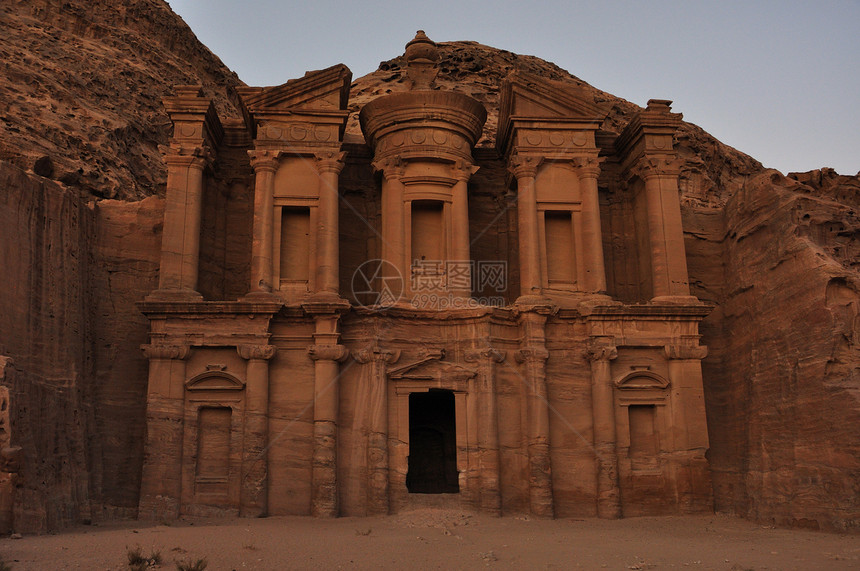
<box><xmin>388</xmin><ymin>352</ymin><xmax>476</xmax><ymax>382</ymax></box>
<box><xmin>238</xmin><ymin>64</ymin><xmax>352</xmax><ymax>113</ymax></box>
<box><xmin>500</xmin><ymin>71</ymin><xmax>609</xmax><ymax>121</ymax></box>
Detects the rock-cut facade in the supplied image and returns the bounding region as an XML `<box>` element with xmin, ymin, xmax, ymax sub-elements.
<box><xmin>138</xmin><ymin>32</ymin><xmax>713</xmax><ymax>519</ymax></box>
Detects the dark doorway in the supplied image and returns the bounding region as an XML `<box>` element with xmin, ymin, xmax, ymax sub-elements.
<box><xmin>406</xmin><ymin>390</ymin><xmax>459</xmax><ymax>493</ymax></box>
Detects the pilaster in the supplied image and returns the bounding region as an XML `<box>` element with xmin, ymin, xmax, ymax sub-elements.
<box><xmin>464</xmin><ymin>347</ymin><xmax>506</xmax><ymax>515</ymax></box>
<box><xmin>138</xmin><ymin>343</ymin><xmax>191</xmax><ymax>520</ymax></box>
<box><xmin>353</xmin><ymin>344</ymin><xmax>401</xmax><ymax>515</ymax></box>
<box><xmin>586</xmin><ymin>338</ymin><xmax>621</xmax><ymax>519</ymax></box>
<box><xmin>571</xmin><ymin>155</ymin><xmax>608</xmax><ymax>293</ymax></box>
<box><xmin>236</xmin><ymin>343</ymin><xmax>277</xmax><ymax>517</ymax></box>
<box><xmin>313</xmin><ymin>151</ymin><xmax>347</xmax><ymax>297</ymax></box>
<box><xmin>247</xmin><ymin>150</ymin><xmax>280</xmax><ymax>297</ymax></box>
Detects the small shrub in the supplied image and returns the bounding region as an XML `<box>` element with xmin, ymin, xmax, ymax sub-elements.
<box><xmin>175</xmin><ymin>558</ymin><xmax>207</xmax><ymax>571</ymax></box>
<box><xmin>127</xmin><ymin>546</ymin><xmax>162</xmax><ymax>570</ymax></box>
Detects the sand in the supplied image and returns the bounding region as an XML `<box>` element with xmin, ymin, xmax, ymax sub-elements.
<box><xmin>1</xmin><ymin>510</ymin><xmax>858</xmax><ymax>570</ymax></box>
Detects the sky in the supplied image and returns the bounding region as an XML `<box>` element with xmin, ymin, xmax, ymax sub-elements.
<box><xmin>167</xmin><ymin>0</ymin><xmax>859</xmax><ymax>176</ymax></box>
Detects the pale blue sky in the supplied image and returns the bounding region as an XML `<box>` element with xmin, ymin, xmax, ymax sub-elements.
<box><xmin>167</xmin><ymin>0</ymin><xmax>859</xmax><ymax>175</ymax></box>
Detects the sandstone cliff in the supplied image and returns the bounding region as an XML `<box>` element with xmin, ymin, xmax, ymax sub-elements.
<box><xmin>0</xmin><ymin>0</ymin><xmax>240</xmax><ymax>199</ymax></box>
<box><xmin>1</xmin><ymin>0</ymin><xmax>858</xmax><ymax>532</ymax></box>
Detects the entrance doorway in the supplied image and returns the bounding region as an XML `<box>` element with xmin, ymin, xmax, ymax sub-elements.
<box><xmin>406</xmin><ymin>390</ymin><xmax>459</xmax><ymax>493</ymax></box>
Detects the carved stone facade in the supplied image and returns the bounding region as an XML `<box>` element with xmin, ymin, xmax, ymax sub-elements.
<box><xmin>139</xmin><ymin>32</ymin><xmax>712</xmax><ymax>519</ymax></box>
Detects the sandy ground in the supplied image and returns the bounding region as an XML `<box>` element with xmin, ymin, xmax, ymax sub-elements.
<box><xmin>1</xmin><ymin>510</ymin><xmax>858</xmax><ymax>570</ymax></box>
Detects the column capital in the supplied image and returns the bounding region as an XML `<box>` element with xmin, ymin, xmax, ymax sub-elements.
<box><xmin>630</xmin><ymin>155</ymin><xmax>685</xmax><ymax>181</ymax></box>
<box><xmin>514</xmin><ymin>346</ymin><xmax>549</xmax><ymax>364</ymax></box>
<box><xmin>664</xmin><ymin>344</ymin><xmax>708</xmax><ymax>360</ymax></box>
<box><xmin>585</xmin><ymin>339</ymin><xmax>618</xmax><ymax>362</ymax></box>
<box><xmin>451</xmin><ymin>159</ymin><xmax>480</xmax><ymax>182</ymax></box>
<box><xmin>314</xmin><ymin>151</ymin><xmax>347</xmax><ymax>175</ymax></box>
<box><xmin>352</xmin><ymin>344</ymin><xmax>401</xmax><ymax>365</ymax></box>
<box><xmin>464</xmin><ymin>347</ymin><xmax>506</xmax><ymax>364</ymax></box>
<box><xmin>237</xmin><ymin>344</ymin><xmax>277</xmax><ymax>361</ymax></box>
<box><xmin>508</xmin><ymin>154</ymin><xmax>543</xmax><ymax>180</ymax></box>
<box><xmin>248</xmin><ymin>149</ymin><xmax>281</xmax><ymax>173</ymax></box>
<box><xmin>570</xmin><ymin>155</ymin><xmax>605</xmax><ymax>180</ymax></box>
<box><xmin>162</xmin><ymin>144</ymin><xmax>212</xmax><ymax>171</ymax></box>
<box><xmin>371</xmin><ymin>156</ymin><xmax>406</xmax><ymax>181</ymax></box>
<box><xmin>141</xmin><ymin>343</ymin><xmax>191</xmax><ymax>361</ymax></box>
<box><xmin>308</xmin><ymin>344</ymin><xmax>350</xmax><ymax>363</ymax></box>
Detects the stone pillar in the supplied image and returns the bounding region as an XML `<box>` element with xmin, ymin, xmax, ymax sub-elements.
<box><xmin>664</xmin><ymin>343</ymin><xmax>712</xmax><ymax>513</ymax></box>
<box><xmin>510</xmin><ymin>155</ymin><xmax>543</xmax><ymax>301</ymax></box>
<box><xmin>572</xmin><ymin>155</ymin><xmax>607</xmax><ymax>293</ymax></box>
<box><xmin>465</xmin><ymin>348</ymin><xmax>505</xmax><ymax>515</ymax></box>
<box><xmin>237</xmin><ymin>343</ymin><xmax>277</xmax><ymax>517</ymax></box>
<box><xmin>515</xmin><ymin>311</ymin><xmax>554</xmax><ymax>518</ymax></box>
<box><xmin>586</xmin><ymin>340</ymin><xmax>621</xmax><ymax>519</ymax></box>
<box><xmin>353</xmin><ymin>345</ymin><xmax>400</xmax><ymax>515</ymax></box>
<box><xmin>307</xmin><ymin>315</ymin><xmax>349</xmax><ymax>517</ymax></box>
<box><xmin>375</xmin><ymin>158</ymin><xmax>407</xmax><ymax>296</ymax></box>
<box><xmin>156</xmin><ymin>150</ymin><xmax>209</xmax><ymax>296</ymax></box>
<box><xmin>451</xmin><ymin>161</ymin><xmax>479</xmax><ymax>299</ymax></box>
<box><xmin>248</xmin><ymin>150</ymin><xmax>279</xmax><ymax>295</ymax></box>
<box><xmin>314</xmin><ymin>152</ymin><xmax>347</xmax><ymax>296</ymax></box>
<box><xmin>139</xmin><ymin>343</ymin><xmax>190</xmax><ymax>520</ymax></box>
<box><xmin>634</xmin><ymin>157</ymin><xmax>690</xmax><ymax>299</ymax></box>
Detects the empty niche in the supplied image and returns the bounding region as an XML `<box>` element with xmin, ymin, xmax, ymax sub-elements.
<box><xmin>280</xmin><ymin>206</ymin><xmax>311</xmax><ymax>281</ymax></box>
<box><xmin>196</xmin><ymin>406</ymin><xmax>232</xmax><ymax>485</ymax></box>
<box><xmin>628</xmin><ymin>404</ymin><xmax>659</xmax><ymax>469</ymax></box>
<box><xmin>544</xmin><ymin>210</ymin><xmax>575</xmax><ymax>284</ymax></box>
<box><xmin>411</xmin><ymin>200</ymin><xmax>445</xmax><ymax>264</ymax></box>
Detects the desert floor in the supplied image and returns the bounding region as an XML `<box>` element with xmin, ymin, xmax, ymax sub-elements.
<box><xmin>1</xmin><ymin>510</ymin><xmax>859</xmax><ymax>570</ymax></box>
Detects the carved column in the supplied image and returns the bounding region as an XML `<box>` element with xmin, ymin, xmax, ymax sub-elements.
<box><xmin>139</xmin><ymin>343</ymin><xmax>191</xmax><ymax>520</ymax></box>
<box><xmin>586</xmin><ymin>340</ymin><xmax>621</xmax><ymax>519</ymax></box>
<box><xmin>465</xmin><ymin>347</ymin><xmax>505</xmax><ymax>515</ymax></box>
<box><xmin>157</xmin><ymin>149</ymin><xmax>210</xmax><ymax>296</ymax></box>
<box><xmin>353</xmin><ymin>344</ymin><xmax>400</xmax><ymax>515</ymax></box>
<box><xmin>515</xmin><ymin>310</ymin><xmax>553</xmax><ymax>517</ymax></box>
<box><xmin>510</xmin><ymin>155</ymin><xmax>543</xmax><ymax>300</ymax></box>
<box><xmin>308</xmin><ymin>327</ymin><xmax>349</xmax><ymax>517</ymax></box>
<box><xmin>314</xmin><ymin>152</ymin><xmax>347</xmax><ymax>296</ymax></box>
<box><xmin>633</xmin><ymin>157</ymin><xmax>690</xmax><ymax>299</ymax></box>
<box><xmin>664</xmin><ymin>343</ymin><xmax>711</xmax><ymax>512</ymax></box>
<box><xmin>237</xmin><ymin>343</ymin><xmax>277</xmax><ymax>517</ymax></box>
<box><xmin>451</xmin><ymin>161</ymin><xmax>479</xmax><ymax>299</ymax></box>
<box><xmin>248</xmin><ymin>150</ymin><xmax>279</xmax><ymax>295</ymax></box>
<box><xmin>572</xmin><ymin>155</ymin><xmax>607</xmax><ymax>293</ymax></box>
<box><xmin>375</xmin><ymin>158</ymin><xmax>407</xmax><ymax>292</ymax></box>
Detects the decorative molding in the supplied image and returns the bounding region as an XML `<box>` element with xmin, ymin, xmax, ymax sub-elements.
<box><xmin>630</xmin><ymin>156</ymin><xmax>685</xmax><ymax>181</ymax></box>
<box><xmin>664</xmin><ymin>344</ymin><xmax>709</xmax><ymax>360</ymax></box>
<box><xmin>352</xmin><ymin>344</ymin><xmax>401</xmax><ymax>365</ymax></box>
<box><xmin>614</xmin><ymin>370</ymin><xmax>670</xmax><ymax>390</ymax></box>
<box><xmin>570</xmin><ymin>155</ymin><xmax>605</xmax><ymax>179</ymax></box>
<box><xmin>464</xmin><ymin>348</ymin><xmax>506</xmax><ymax>364</ymax></box>
<box><xmin>236</xmin><ymin>344</ymin><xmax>277</xmax><ymax>361</ymax></box>
<box><xmin>307</xmin><ymin>344</ymin><xmax>350</xmax><ymax>362</ymax></box>
<box><xmin>371</xmin><ymin>156</ymin><xmax>406</xmax><ymax>181</ymax></box>
<box><xmin>185</xmin><ymin>370</ymin><xmax>245</xmax><ymax>391</ymax></box>
<box><xmin>514</xmin><ymin>347</ymin><xmax>549</xmax><ymax>363</ymax></box>
<box><xmin>141</xmin><ymin>343</ymin><xmax>191</xmax><ymax>361</ymax></box>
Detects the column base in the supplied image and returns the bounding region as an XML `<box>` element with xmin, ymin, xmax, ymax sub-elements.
<box><xmin>241</xmin><ymin>290</ymin><xmax>282</xmax><ymax>303</ymax></box>
<box><xmin>650</xmin><ymin>295</ymin><xmax>702</xmax><ymax>305</ymax></box>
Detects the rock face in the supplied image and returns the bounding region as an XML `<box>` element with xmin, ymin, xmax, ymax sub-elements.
<box><xmin>0</xmin><ymin>0</ymin><xmax>240</xmax><ymax>199</ymax></box>
<box><xmin>0</xmin><ymin>0</ymin><xmax>858</xmax><ymax>532</ymax></box>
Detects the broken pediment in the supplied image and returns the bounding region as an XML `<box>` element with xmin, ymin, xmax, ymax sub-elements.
<box><xmin>388</xmin><ymin>351</ymin><xmax>477</xmax><ymax>383</ymax></box>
